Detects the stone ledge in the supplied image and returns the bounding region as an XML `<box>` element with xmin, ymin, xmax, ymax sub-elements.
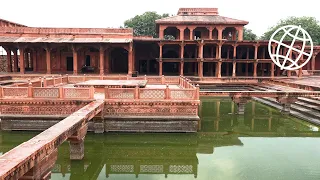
<box><xmin>104</xmin><ymin>115</ymin><xmax>200</xmax><ymax>121</ymax></box>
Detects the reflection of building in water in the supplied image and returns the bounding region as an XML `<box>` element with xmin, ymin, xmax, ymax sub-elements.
<box><xmin>1</xmin><ymin>99</ymin><xmax>319</xmax><ymax>179</ymax></box>
<box><xmin>200</xmin><ymin>98</ymin><xmax>319</xmax><ymax>134</ymax></box>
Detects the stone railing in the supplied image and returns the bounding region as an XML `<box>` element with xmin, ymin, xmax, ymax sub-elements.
<box><xmin>12</xmin><ymin>76</ymin><xmax>68</xmax><ymax>88</ymax></box>
<box><xmin>66</xmin><ymin>75</ymin><xmax>181</xmax><ymax>85</ymax></box>
<box><xmin>200</xmin><ymin>90</ymin><xmax>320</xmax><ymax>97</ymax></box>
<box><xmin>105</xmin><ymin>85</ymin><xmax>199</xmax><ymax>100</ymax></box>
<box><xmin>0</xmin><ymin>86</ymin><xmax>94</xmax><ymax>99</ymax></box>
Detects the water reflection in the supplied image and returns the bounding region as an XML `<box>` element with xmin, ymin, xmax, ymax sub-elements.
<box><xmin>0</xmin><ymin>98</ymin><xmax>320</xmax><ymax>180</ymax></box>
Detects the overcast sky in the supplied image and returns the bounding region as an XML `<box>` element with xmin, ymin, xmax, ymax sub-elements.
<box><xmin>0</xmin><ymin>0</ymin><xmax>318</xmax><ymax>36</ymax></box>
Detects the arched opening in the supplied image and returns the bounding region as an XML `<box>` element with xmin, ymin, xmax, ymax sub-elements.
<box><xmin>164</xmin><ymin>27</ymin><xmax>179</xmax><ymax>40</ymax></box>
<box><xmin>222</xmin><ymin>27</ymin><xmax>237</xmax><ymax>40</ymax></box>
<box><xmin>184</xmin><ymin>28</ymin><xmax>190</xmax><ymax>40</ymax></box>
<box><xmin>76</xmin><ymin>46</ymin><xmax>99</xmax><ymax>73</ymax></box>
<box><xmin>315</xmin><ymin>53</ymin><xmax>320</xmax><ymax>70</ymax></box>
<box><xmin>212</xmin><ymin>28</ymin><xmax>218</xmax><ymax>40</ymax></box>
<box><xmin>194</xmin><ymin>27</ymin><xmax>209</xmax><ymax>39</ymax></box>
<box><xmin>110</xmin><ymin>47</ymin><xmax>128</xmax><ymax>74</ymax></box>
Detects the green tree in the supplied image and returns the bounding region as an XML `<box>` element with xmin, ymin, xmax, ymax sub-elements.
<box><xmin>260</xmin><ymin>16</ymin><xmax>320</xmax><ymax>45</ymax></box>
<box><xmin>124</xmin><ymin>12</ymin><xmax>170</xmax><ymax>38</ymax></box>
<box><xmin>243</xmin><ymin>27</ymin><xmax>257</xmax><ymax>40</ymax></box>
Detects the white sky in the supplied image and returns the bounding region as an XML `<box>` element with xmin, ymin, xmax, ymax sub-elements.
<box><xmin>0</xmin><ymin>0</ymin><xmax>319</xmax><ymax>37</ymax></box>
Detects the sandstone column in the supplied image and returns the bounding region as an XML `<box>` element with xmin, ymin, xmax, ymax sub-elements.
<box><xmin>232</xmin><ymin>61</ymin><xmax>237</xmax><ymax>77</ymax></box>
<box><xmin>19</xmin><ymin>46</ymin><xmax>25</xmax><ymax>74</ymax></box>
<box><xmin>13</xmin><ymin>49</ymin><xmax>18</xmax><ymax>72</ymax></box>
<box><xmin>180</xmin><ymin>43</ymin><xmax>184</xmax><ymax>76</ymax></box>
<box><xmin>45</xmin><ymin>47</ymin><xmax>51</xmax><ymax>74</ymax></box>
<box><xmin>32</xmin><ymin>49</ymin><xmax>37</xmax><ymax>72</ymax></box>
<box><xmin>198</xmin><ymin>43</ymin><xmax>204</xmax><ymax>77</ymax></box>
<box><xmin>72</xmin><ymin>45</ymin><xmax>78</xmax><ymax>75</ymax></box>
<box><xmin>99</xmin><ymin>45</ymin><xmax>104</xmax><ymax>75</ymax></box>
<box><xmin>253</xmin><ymin>61</ymin><xmax>258</xmax><ymax>77</ymax></box>
<box><xmin>128</xmin><ymin>42</ymin><xmax>133</xmax><ymax>75</ymax></box>
<box><xmin>4</xmin><ymin>48</ymin><xmax>12</xmax><ymax>72</ymax></box>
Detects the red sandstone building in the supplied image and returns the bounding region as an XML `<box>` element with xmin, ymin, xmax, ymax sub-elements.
<box><xmin>0</xmin><ymin>8</ymin><xmax>319</xmax><ymax>77</ymax></box>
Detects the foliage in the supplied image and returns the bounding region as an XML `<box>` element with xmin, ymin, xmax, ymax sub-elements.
<box><xmin>124</xmin><ymin>12</ymin><xmax>170</xmax><ymax>38</ymax></box>
<box><xmin>243</xmin><ymin>27</ymin><xmax>257</xmax><ymax>40</ymax></box>
<box><xmin>260</xmin><ymin>16</ymin><xmax>320</xmax><ymax>45</ymax></box>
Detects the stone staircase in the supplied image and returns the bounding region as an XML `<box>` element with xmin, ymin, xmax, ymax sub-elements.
<box><xmin>250</xmin><ymin>84</ymin><xmax>320</xmax><ymax>126</ymax></box>
<box><xmin>254</xmin><ymin>96</ymin><xmax>320</xmax><ymax>126</ymax></box>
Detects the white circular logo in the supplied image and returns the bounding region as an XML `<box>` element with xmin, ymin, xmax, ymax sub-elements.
<box><xmin>268</xmin><ymin>25</ymin><xmax>313</xmax><ymax>70</ymax></box>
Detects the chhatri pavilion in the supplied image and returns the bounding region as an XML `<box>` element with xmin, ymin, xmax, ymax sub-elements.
<box><xmin>0</xmin><ymin>7</ymin><xmax>319</xmax><ymax>78</ymax></box>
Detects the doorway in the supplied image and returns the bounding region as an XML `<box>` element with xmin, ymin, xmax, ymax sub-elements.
<box><xmin>66</xmin><ymin>57</ymin><xmax>73</xmax><ymax>71</ymax></box>
<box><xmin>85</xmin><ymin>55</ymin><xmax>91</xmax><ymax>66</ymax></box>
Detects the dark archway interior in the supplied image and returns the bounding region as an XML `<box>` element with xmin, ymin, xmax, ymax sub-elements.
<box><xmin>110</xmin><ymin>48</ymin><xmax>128</xmax><ymax>74</ymax></box>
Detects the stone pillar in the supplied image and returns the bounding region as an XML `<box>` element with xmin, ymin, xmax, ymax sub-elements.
<box><xmin>209</xmin><ymin>27</ymin><xmax>213</xmax><ymax>40</ymax></box>
<box><xmin>4</xmin><ymin>48</ymin><xmax>12</xmax><ymax>72</ymax></box>
<box><xmin>271</xmin><ymin>63</ymin><xmax>275</xmax><ymax>78</ymax></box>
<box><xmin>159</xmin><ymin>43</ymin><xmax>163</xmax><ymax>76</ymax></box>
<box><xmin>253</xmin><ymin>61</ymin><xmax>258</xmax><ymax>77</ymax></box>
<box><xmin>19</xmin><ymin>46</ymin><xmax>25</xmax><ymax>74</ymax></box>
<box><xmin>99</xmin><ymin>45</ymin><xmax>104</xmax><ymax>75</ymax></box>
<box><xmin>72</xmin><ymin>46</ymin><xmax>78</xmax><ymax>75</ymax></box>
<box><xmin>232</xmin><ymin>96</ymin><xmax>251</xmax><ymax>115</ymax></box>
<box><xmin>32</xmin><ymin>49</ymin><xmax>37</xmax><ymax>72</ymax></box>
<box><xmin>233</xmin><ymin>45</ymin><xmax>237</xmax><ymax>59</ymax></box>
<box><xmin>20</xmin><ymin>149</ymin><xmax>58</xmax><ymax>180</ymax></box>
<box><xmin>217</xmin><ymin>27</ymin><xmax>223</xmax><ymax>40</ymax></box>
<box><xmin>68</xmin><ymin>124</ymin><xmax>88</xmax><ymax>160</ymax></box>
<box><xmin>159</xmin><ymin>25</ymin><xmax>165</xmax><ymax>39</ymax></box>
<box><xmin>198</xmin><ymin>43</ymin><xmax>204</xmax><ymax>77</ymax></box>
<box><xmin>232</xmin><ymin>61</ymin><xmax>237</xmax><ymax>77</ymax></box>
<box><xmin>237</xmin><ymin>27</ymin><xmax>244</xmax><ymax>41</ymax></box>
<box><xmin>179</xmin><ymin>27</ymin><xmax>185</xmax><ymax>40</ymax></box>
<box><xmin>45</xmin><ymin>47</ymin><xmax>51</xmax><ymax>74</ymax></box>
<box><xmin>216</xmin><ymin>61</ymin><xmax>222</xmax><ymax>78</ymax></box>
<box><xmin>254</xmin><ymin>45</ymin><xmax>258</xmax><ymax>60</ymax></box>
<box><xmin>180</xmin><ymin>43</ymin><xmax>184</xmax><ymax>76</ymax></box>
<box><xmin>13</xmin><ymin>49</ymin><xmax>18</xmax><ymax>72</ymax></box>
<box><xmin>311</xmin><ymin>54</ymin><xmax>316</xmax><ymax>73</ymax></box>
<box><xmin>128</xmin><ymin>42</ymin><xmax>133</xmax><ymax>75</ymax></box>
<box><xmin>218</xmin><ymin>44</ymin><xmax>222</xmax><ymax>59</ymax></box>
<box><xmin>180</xmin><ymin>61</ymin><xmax>184</xmax><ymax>76</ymax></box>
<box><xmin>277</xmin><ymin>96</ymin><xmax>298</xmax><ymax>114</ymax></box>
<box><xmin>159</xmin><ymin>60</ymin><xmax>163</xmax><ymax>76</ymax></box>
<box><xmin>189</xmin><ymin>27</ymin><xmax>195</xmax><ymax>40</ymax></box>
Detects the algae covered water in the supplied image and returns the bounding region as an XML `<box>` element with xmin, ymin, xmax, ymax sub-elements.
<box><xmin>1</xmin><ymin>97</ymin><xmax>320</xmax><ymax>180</ymax></box>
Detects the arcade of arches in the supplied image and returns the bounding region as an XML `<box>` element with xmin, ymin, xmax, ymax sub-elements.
<box><xmin>1</xmin><ymin>41</ymin><xmax>320</xmax><ymax>77</ymax></box>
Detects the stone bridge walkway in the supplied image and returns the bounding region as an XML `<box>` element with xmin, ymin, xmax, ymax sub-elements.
<box><xmin>0</xmin><ymin>99</ymin><xmax>104</xmax><ymax>180</ymax></box>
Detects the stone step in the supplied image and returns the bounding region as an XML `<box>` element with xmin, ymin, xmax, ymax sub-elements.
<box><xmin>262</xmin><ymin>97</ymin><xmax>320</xmax><ymax>119</ymax></box>
<box><xmin>295</xmin><ymin>101</ymin><xmax>320</xmax><ymax>113</ymax></box>
<box><xmin>253</xmin><ymin>97</ymin><xmax>320</xmax><ymax>126</ymax></box>
<box><xmin>298</xmin><ymin>97</ymin><xmax>320</xmax><ymax>106</ymax></box>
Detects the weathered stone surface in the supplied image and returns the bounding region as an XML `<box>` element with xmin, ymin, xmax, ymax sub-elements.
<box><xmin>105</xmin><ymin>120</ymin><xmax>198</xmax><ymax>132</ymax></box>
